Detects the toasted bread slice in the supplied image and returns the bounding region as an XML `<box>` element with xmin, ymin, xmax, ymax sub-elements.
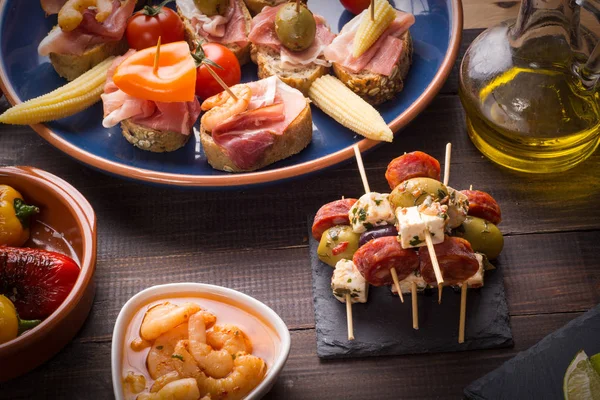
<box><xmin>179</xmin><ymin>0</ymin><xmax>252</xmax><ymax>66</ymax></box>
<box><xmin>250</xmin><ymin>44</ymin><xmax>330</xmax><ymax>96</ymax></box>
<box><xmin>49</xmin><ymin>33</ymin><xmax>128</xmax><ymax>81</ymax></box>
<box><xmin>243</xmin><ymin>0</ymin><xmax>305</xmax><ymax>15</ymax></box>
<box><xmin>121</xmin><ymin>119</ymin><xmax>191</xmax><ymax>153</ymax></box>
<box><xmin>200</xmin><ymin>103</ymin><xmax>312</xmax><ymax>172</ymax></box>
<box><xmin>332</xmin><ymin>32</ymin><xmax>413</xmax><ymax>106</ymax></box>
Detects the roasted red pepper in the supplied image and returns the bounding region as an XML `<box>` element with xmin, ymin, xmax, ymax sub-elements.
<box><xmin>0</xmin><ymin>247</ymin><xmax>80</xmax><ymax>320</ymax></box>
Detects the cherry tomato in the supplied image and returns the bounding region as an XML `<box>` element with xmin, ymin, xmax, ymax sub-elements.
<box><xmin>340</xmin><ymin>0</ymin><xmax>372</xmax><ymax>15</ymax></box>
<box><xmin>194</xmin><ymin>43</ymin><xmax>241</xmax><ymax>100</ymax></box>
<box><xmin>126</xmin><ymin>4</ymin><xmax>185</xmax><ymax>50</ymax></box>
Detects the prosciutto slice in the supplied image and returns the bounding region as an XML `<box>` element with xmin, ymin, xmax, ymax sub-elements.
<box><xmin>324</xmin><ymin>9</ymin><xmax>415</xmax><ymax>76</ymax></box>
<box><xmin>248</xmin><ymin>4</ymin><xmax>336</xmax><ymax>70</ymax></box>
<box><xmin>176</xmin><ymin>0</ymin><xmax>249</xmax><ymax>47</ymax></box>
<box><xmin>38</xmin><ymin>0</ymin><xmax>135</xmax><ymax>56</ymax></box>
<box><xmin>210</xmin><ymin>76</ymin><xmax>306</xmax><ymax>170</ymax></box>
<box><xmin>41</xmin><ymin>0</ymin><xmax>68</xmax><ymax>15</ymax></box>
<box><xmin>101</xmin><ymin>51</ymin><xmax>201</xmax><ymax>135</ymax></box>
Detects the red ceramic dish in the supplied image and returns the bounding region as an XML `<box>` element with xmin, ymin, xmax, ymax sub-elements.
<box><xmin>0</xmin><ymin>167</ymin><xmax>97</xmax><ymax>381</ymax></box>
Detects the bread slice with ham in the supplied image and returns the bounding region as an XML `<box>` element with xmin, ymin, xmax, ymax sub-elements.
<box><xmin>177</xmin><ymin>0</ymin><xmax>253</xmax><ymax>65</ymax></box>
<box><xmin>199</xmin><ymin>76</ymin><xmax>312</xmax><ymax>172</ymax></box>
<box><xmin>38</xmin><ymin>0</ymin><xmax>135</xmax><ymax>81</ymax></box>
<box><xmin>324</xmin><ymin>8</ymin><xmax>415</xmax><ymax>105</ymax></box>
<box><xmin>248</xmin><ymin>4</ymin><xmax>336</xmax><ymax>96</ymax></box>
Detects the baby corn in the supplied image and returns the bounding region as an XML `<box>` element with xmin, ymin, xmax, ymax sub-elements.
<box><xmin>308</xmin><ymin>75</ymin><xmax>393</xmax><ymax>142</ymax></box>
<box><xmin>353</xmin><ymin>0</ymin><xmax>396</xmax><ymax>58</ymax></box>
<box><xmin>0</xmin><ymin>57</ymin><xmax>114</xmax><ymax>125</ymax></box>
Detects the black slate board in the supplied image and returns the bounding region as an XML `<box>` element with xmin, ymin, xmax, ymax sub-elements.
<box><xmin>464</xmin><ymin>304</ymin><xmax>600</xmax><ymax>400</ymax></box>
<box><xmin>309</xmin><ymin>220</ymin><xmax>513</xmax><ymax>359</ymax></box>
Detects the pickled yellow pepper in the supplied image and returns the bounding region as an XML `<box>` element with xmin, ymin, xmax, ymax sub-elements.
<box><xmin>0</xmin><ymin>185</ymin><xmax>39</xmax><ymax>247</ymax></box>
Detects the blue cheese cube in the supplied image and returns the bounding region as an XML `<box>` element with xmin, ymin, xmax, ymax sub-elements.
<box><xmin>390</xmin><ymin>271</ymin><xmax>428</xmax><ymax>295</ymax></box>
<box><xmin>395</xmin><ymin>203</ymin><xmax>448</xmax><ymax>249</ymax></box>
<box><xmin>331</xmin><ymin>259</ymin><xmax>368</xmax><ymax>303</ymax></box>
<box><xmin>447</xmin><ymin>187</ymin><xmax>469</xmax><ymax>229</ymax></box>
<box><xmin>348</xmin><ymin>192</ymin><xmax>395</xmax><ymax>233</ymax></box>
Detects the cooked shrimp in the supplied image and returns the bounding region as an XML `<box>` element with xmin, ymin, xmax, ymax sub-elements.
<box><xmin>137</xmin><ymin>378</ymin><xmax>200</xmax><ymax>400</ymax></box>
<box><xmin>207</xmin><ymin>325</ymin><xmax>252</xmax><ymax>355</ymax></box>
<box><xmin>172</xmin><ymin>340</ymin><xmax>203</xmax><ymax>379</ymax></box>
<box><xmin>200</xmin><ymin>85</ymin><xmax>252</xmax><ymax>132</ymax></box>
<box><xmin>146</xmin><ymin>323</ymin><xmax>189</xmax><ymax>379</ymax></box>
<box><xmin>141</xmin><ymin>302</ymin><xmax>201</xmax><ymax>341</ymax></box>
<box><xmin>151</xmin><ymin>371</ymin><xmax>180</xmax><ymax>393</ymax></box>
<box><xmin>197</xmin><ymin>353</ymin><xmax>267</xmax><ymax>400</ymax></box>
<box><xmin>188</xmin><ymin>312</ymin><xmax>234</xmax><ymax>379</ymax></box>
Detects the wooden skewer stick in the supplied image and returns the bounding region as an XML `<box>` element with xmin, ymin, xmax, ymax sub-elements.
<box><xmin>469</xmin><ymin>184</ymin><xmax>473</xmax><ymax>190</ymax></box>
<box><xmin>424</xmin><ymin>232</ymin><xmax>444</xmax><ymax>303</ymax></box>
<box><xmin>411</xmin><ymin>282</ymin><xmax>418</xmax><ymax>329</ymax></box>
<box><xmin>204</xmin><ymin>64</ymin><xmax>238</xmax><ymax>102</ymax></box>
<box><xmin>443</xmin><ymin>143</ymin><xmax>452</xmax><ymax>186</ymax></box>
<box><xmin>458</xmin><ymin>283</ymin><xmax>467</xmax><ymax>343</ymax></box>
<box><xmin>345</xmin><ymin>294</ymin><xmax>355</xmax><ymax>340</ymax></box>
<box><xmin>370</xmin><ymin>0</ymin><xmax>375</xmax><ymax>21</ymax></box>
<box><xmin>390</xmin><ymin>268</ymin><xmax>404</xmax><ymax>303</ymax></box>
<box><xmin>153</xmin><ymin>36</ymin><xmax>162</xmax><ymax>75</ymax></box>
<box><xmin>296</xmin><ymin>0</ymin><xmax>300</xmax><ymax>12</ymax></box>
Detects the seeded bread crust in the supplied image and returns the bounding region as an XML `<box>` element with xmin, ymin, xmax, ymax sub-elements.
<box><xmin>332</xmin><ymin>31</ymin><xmax>413</xmax><ymax>106</ymax></box>
<box><xmin>250</xmin><ymin>44</ymin><xmax>330</xmax><ymax>97</ymax></box>
<box><xmin>179</xmin><ymin>0</ymin><xmax>252</xmax><ymax>66</ymax></box>
<box><xmin>243</xmin><ymin>0</ymin><xmax>306</xmax><ymax>15</ymax></box>
<box><xmin>200</xmin><ymin>102</ymin><xmax>312</xmax><ymax>172</ymax></box>
<box><xmin>48</xmin><ymin>31</ymin><xmax>128</xmax><ymax>81</ymax></box>
<box><xmin>121</xmin><ymin>119</ymin><xmax>191</xmax><ymax>153</ymax></box>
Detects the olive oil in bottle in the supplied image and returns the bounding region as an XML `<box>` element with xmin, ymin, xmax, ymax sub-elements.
<box><xmin>459</xmin><ymin>0</ymin><xmax>600</xmax><ymax>173</ymax></box>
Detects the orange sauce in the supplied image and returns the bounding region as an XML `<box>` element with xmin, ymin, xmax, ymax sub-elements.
<box><xmin>121</xmin><ymin>293</ymin><xmax>281</xmax><ymax>399</ymax></box>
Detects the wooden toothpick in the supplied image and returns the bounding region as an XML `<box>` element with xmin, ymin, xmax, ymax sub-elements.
<box><xmin>411</xmin><ymin>281</ymin><xmax>418</xmax><ymax>330</ymax></box>
<box><xmin>459</xmin><ymin>283</ymin><xmax>467</xmax><ymax>343</ymax></box>
<box><xmin>153</xmin><ymin>36</ymin><xmax>162</xmax><ymax>75</ymax></box>
<box><xmin>353</xmin><ymin>145</ymin><xmax>371</xmax><ymax>193</ymax></box>
<box><xmin>390</xmin><ymin>268</ymin><xmax>404</xmax><ymax>303</ymax></box>
<box><xmin>370</xmin><ymin>0</ymin><xmax>375</xmax><ymax>21</ymax></box>
<box><xmin>204</xmin><ymin>64</ymin><xmax>238</xmax><ymax>102</ymax></box>
<box><xmin>296</xmin><ymin>0</ymin><xmax>300</xmax><ymax>12</ymax></box>
<box><xmin>346</xmin><ymin>294</ymin><xmax>355</xmax><ymax>340</ymax></box>
<box><xmin>443</xmin><ymin>143</ymin><xmax>452</xmax><ymax>186</ymax></box>
<box><xmin>424</xmin><ymin>232</ymin><xmax>445</xmax><ymax>303</ymax></box>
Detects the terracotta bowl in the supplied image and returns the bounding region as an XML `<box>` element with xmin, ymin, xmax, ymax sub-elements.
<box><xmin>0</xmin><ymin>166</ymin><xmax>97</xmax><ymax>381</ymax></box>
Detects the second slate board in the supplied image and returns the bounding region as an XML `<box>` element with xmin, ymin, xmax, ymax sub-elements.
<box><xmin>309</xmin><ymin>224</ymin><xmax>513</xmax><ymax>359</ymax></box>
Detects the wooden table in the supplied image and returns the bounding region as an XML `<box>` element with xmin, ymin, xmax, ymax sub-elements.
<box><xmin>1</xmin><ymin>14</ymin><xmax>600</xmax><ymax>400</ymax></box>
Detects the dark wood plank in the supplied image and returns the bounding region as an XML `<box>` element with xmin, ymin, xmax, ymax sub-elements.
<box><xmin>0</xmin><ymin>312</ymin><xmax>584</xmax><ymax>400</ymax></box>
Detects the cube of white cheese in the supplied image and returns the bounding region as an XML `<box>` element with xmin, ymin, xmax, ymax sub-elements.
<box><xmin>395</xmin><ymin>203</ymin><xmax>448</xmax><ymax>249</ymax></box>
<box><xmin>446</xmin><ymin>187</ymin><xmax>469</xmax><ymax>229</ymax></box>
<box><xmin>464</xmin><ymin>253</ymin><xmax>485</xmax><ymax>288</ymax></box>
<box><xmin>390</xmin><ymin>271</ymin><xmax>429</xmax><ymax>295</ymax></box>
<box><xmin>331</xmin><ymin>259</ymin><xmax>368</xmax><ymax>303</ymax></box>
<box><xmin>348</xmin><ymin>192</ymin><xmax>395</xmax><ymax>233</ymax></box>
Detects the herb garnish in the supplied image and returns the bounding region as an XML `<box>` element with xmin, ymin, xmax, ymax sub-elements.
<box><xmin>171</xmin><ymin>354</ymin><xmax>184</xmax><ymax>361</ymax></box>
<box><xmin>409</xmin><ymin>236</ymin><xmax>423</xmax><ymax>246</ymax></box>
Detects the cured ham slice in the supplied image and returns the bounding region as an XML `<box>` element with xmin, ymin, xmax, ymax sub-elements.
<box><xmin>101</xmin><ymin>51</ymin><xmax>201</xmax><ymax>135</ymax></box>
<box><xmin>324</xmin><ymin>9</ymin><xmax>414</xmax><ymax>76</ymax></box>
<box><xmin>38</xmin><ymin>0</ymin><xmax>135</xmax><ymax>56</ymax></box>
<box><xmin>208</xmin><ymin>76</ymin><xmax>306</xmax><ymax>170</ymax></box>
<box><xmin>176</xmin><ymin>0</ymin><xmax>249</xmax><ymax>47</ymax></box>
<box><xmin>248</xmin><ymin>4</ymin><xmax>336</xmax><ymax>69</ymax></box>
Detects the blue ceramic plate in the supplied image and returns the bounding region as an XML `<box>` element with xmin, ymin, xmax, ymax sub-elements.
<box><xmin>0</xmin><ymin>0</ymin><xmax>462</xmax><ymax>188</ymax></box>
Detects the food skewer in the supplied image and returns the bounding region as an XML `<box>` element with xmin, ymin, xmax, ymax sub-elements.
<box><xmin>153</xmin><ymin>36</ymin><xmax>161</xmax><ymax>75</ymax></box>
<box><xmin>353</xmin><ymin>145</ymin><xmax>403</xmax><ymax>302</ymax></box>
<box><xmin>346</xmin><ymin>294</ymin><xmax>355</xmax><ymax>340</ymax></box>
<box><xmin>371</xmin><ymin>0</ymin><xmax>375</xmax><ymax>21</ymax></box>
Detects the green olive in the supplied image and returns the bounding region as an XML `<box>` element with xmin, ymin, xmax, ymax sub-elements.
<box><xmin>317</xmin><ymin>225</ymin><xmax>360</xmax><ymax>267</ymax></box>
<box><xmin>275</xmin><ymin>3</ymin><xmax>316</xmax><ymax>52</ymax></box>
<box><xmin>194</xmin><ymin>0</ymin><xmax>229</xmax><ymax>16</ymax></box>
<box><xmin>452</xmin><ymin>216</ymin><xmax>504</xmax><ymax>260</ymax></box>
<box><xmin>389</xmin><ymin>178</ymin><xmax>449</xmax><ymax>209</ymax></box>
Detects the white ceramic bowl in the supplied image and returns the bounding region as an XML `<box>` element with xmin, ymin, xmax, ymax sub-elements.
<box><xmin>111</xmin><ymin>283</ymin><xmax>291</xmax><ymax>399</ymax></box>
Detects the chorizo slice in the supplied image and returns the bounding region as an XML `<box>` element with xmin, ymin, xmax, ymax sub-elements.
<box><xmin>460</xmin><ymin>190</ymin><xmax>502</xmax><ymax>225</ymax></box>
<box><xmin>385</xmin><ymin>151</ymin><xmax>441</xmax><ymax>190</ymax></box>
<box><xmin>419</xmin><ymin>236</ymin><xmax>479</xmax><ymax>285</ymax></box>
<box><xmin>312</xmin><ymin>198</ymin><xmax>358</xmax><ymax>240</ymax></box>
<box><xmin>353</xmin><ymin>236</ymin><xmax>419</xmax><ymax>286</ymax></box>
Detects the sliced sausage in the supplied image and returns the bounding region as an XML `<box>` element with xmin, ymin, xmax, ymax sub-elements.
<box><xmin>419</xmin><ymin>236</ymin><xmax>479</xmax><ymax>285</ymax></box>
<box><xmin>385</xmin><ymin>151</ymin><xmax>441</xmax><ymax>190</ymax></box>
<box><xmin>353</xmin><ymin>236</ymin><xmax>419</xmax><ymax>286</ymax></box>
<box><xmin>312</xmin><ymin>198</ymin><xmax>358</xmax><ymax>240</ymax></box>
<box><xmin>460</xmin><ymin>190</ymin><xmax>502</xmax><ymax>225</ymax></box>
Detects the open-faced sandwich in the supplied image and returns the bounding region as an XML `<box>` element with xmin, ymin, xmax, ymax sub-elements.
<box><xmin>38</xmin><ymin>0</ymin><xmax>135</xmax><ymax>81</ymax></box>
<box><xmin>101</xmin><ymin>42</ymin><xmax>202</xmax><ymax>153</ymax></box>
<box><xmin>199</xmin><ymin>75</ymin><xmax>312</xmax><ymax>172</ymax></box>
<box><xmin>176</xmin><ymin>0</ymin><xmax>253</xmax><ymax>65</ymax></box>
<box><xmin>248</xmin><ymin>2</ymin><xmax>335</xmax><ymax>96</ymax></box>
<box><xmin>324</xmin><ymin>0</ymin><xmax>415</xmax><ymax>105</ymax></box>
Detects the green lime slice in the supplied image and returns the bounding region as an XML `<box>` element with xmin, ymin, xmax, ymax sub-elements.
<box><xmin>591</xmin><ymin>354</ymin><xmax>600</xmax><ymax>377</ymax></box>
<box><xmin>564</xmin><ymin>350</ymin><xmax>600</xmax><ymax>400</ymax></box>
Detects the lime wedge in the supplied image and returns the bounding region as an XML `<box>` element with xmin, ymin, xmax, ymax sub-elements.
<box><xmin>591</xmin><ymin>354</ymin><xmax>600</xmax><ymax>377</ymax></box>
<box><xmin>563</xmin><ymin>350</ymin><xmax>600</xmax><ymax>400</ymax></box>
